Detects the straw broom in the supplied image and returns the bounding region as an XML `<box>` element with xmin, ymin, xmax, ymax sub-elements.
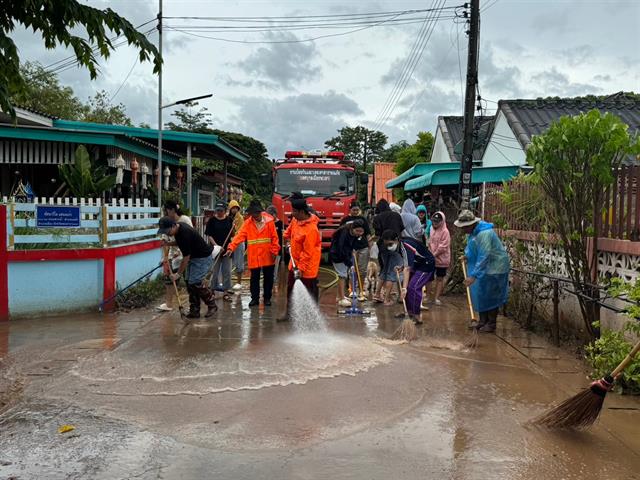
<box><xmin>531</xmin><ymin>338</ymin><xmax>640</xmax><ymax>429</ymax></box>
<box><xmin>391</xmin><ymin>268</ymin><xmax>417</xmax><ymax>341</ymax></box>
<box><xmin>461</xmin><ymin>258</ymin><xmax>479</xmax><ymax>349</ymax></box>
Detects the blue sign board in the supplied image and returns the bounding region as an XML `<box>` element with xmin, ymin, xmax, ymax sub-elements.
<box><xmin>36</xmin><ymin>205</ymin><xmax>81</xmax><ymax>228</ymax></box>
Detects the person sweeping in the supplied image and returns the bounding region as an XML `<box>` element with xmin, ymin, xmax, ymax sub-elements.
<box><xmin>225</xmin><ymin>200</ymin><xmax>280</xmax><ymax>307</ymax></box>
<box><xmin>228</xmin><ymin>199</ymin><xmax>245</xmax><ymax>290</ymax></box>
<box><xmin>158</xmin><ymin>217</ymin><xmax>217</xmax><ymax>319</ymax></box>
<box><xmin>454</xmin><ymin>210</ymin><xmax>510</xmax><ymax>333</ymax></box>
<box><xmin>401</xmin><ymin>235</ymin><xmax>436</xmax><ymax>325</ymax></box>
<box><xmin>278</xmin><ymin>197</ymin><xmax>321</xmax><ymax>321</ymax></box>
<box><xmin>329</xmin><ymin>219</ymin><xmax>368</xmax><ymax>308</ymax></box>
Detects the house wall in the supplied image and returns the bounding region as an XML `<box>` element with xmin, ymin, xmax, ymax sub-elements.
<box><xmin>482</xmin><ymin>111</ymin><xmax>527</xmax><ymax>167</ymax></box>
<box><xmin>430</xmin><ymin>128</ymin><xmax>451</xmax><ymax>163</ymax></box>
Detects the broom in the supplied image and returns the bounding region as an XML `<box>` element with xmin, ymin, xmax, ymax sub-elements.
<box><xmin>531</xmin><ymin>338</ymin><xmax>640</xmax><ymax>429</ymax></box>
<box><xmin>171</xmin><ymin>276</ymin><xmax>189</xmax><ymax>322</ymax></box>
<box><xmin>353</xmin><ymin>251</ymin><xmax>366</xmax><ymax>302</ymax></box>
<box><xmin>391</xmin><ymin>268</ymin><xmax>417</xmax><ymax>341</ymax></box>
<box><xmin>461</xmin><ymin>258</ymin><xmax>479</xmax><ymax>349</ymax></box>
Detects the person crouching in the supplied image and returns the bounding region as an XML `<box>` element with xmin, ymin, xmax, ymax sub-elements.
<box><xmin>401</xmin><ymin>235</ymin><xmax>436</xmax><ymax>324</ymax></box>
<box><xmin>329</xmin><ymin>219</ymin><xmax>367</xmax><ymax>308</ymax></box>
<box><xmin>158</xmin><ymin>216</ymin><xmax>217</xmax><ymax>319</ymax></box>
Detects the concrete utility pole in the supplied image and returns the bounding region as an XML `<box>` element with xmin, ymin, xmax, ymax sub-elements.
<box><xmin>157</xmin><ymin>0</ymin><xmax>163</xmax><ymax>210</ymax></box>
<box><xmin>458</xmin><ymin>0</ymin><xmax>480</xmax><ymax>212</ymax></box>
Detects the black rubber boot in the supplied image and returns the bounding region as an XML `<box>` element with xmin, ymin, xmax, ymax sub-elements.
<box><xmin>194</xmin><ymin>285</ymin><xmax>217</xmax><ymax>318</ymax></box>
<box><xmin>186</xmin><ymin>284</ymin><xmax>201</xmax><ymax>318</ymax></box>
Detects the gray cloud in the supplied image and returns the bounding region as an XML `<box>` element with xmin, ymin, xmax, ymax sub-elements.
<box><xmin>224</xmin><ymin>91</ymin><xmax>363</xmax><ymax>156</ymax></box>
<box><xmin>553</xmin><ymin>45</ymin><xmax>595</xmax><ymax>67</ymax></box>
<box><xmin>232</xmin><ymin>32</ymin><xmax>321</xmax><ymax>90</ymax></box>
<box><xmin>530</xmin><ymin>67</ymin><xmax>601</xmax><ymax>97</ymax></box>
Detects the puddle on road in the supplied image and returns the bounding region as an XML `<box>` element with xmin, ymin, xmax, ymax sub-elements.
<box><xmin>71</xmin><ymin>332</ymin><xmax>393</xmax><ymax>396</ymax></box>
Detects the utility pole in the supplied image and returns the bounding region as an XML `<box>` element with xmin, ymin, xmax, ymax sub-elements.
<box><xmin>458</xmin><ymin>0</ymin><xmax>480</xmax><ymax>212</ymax></box>
<box><xmin>157</xmin><ymin>0</ymin><xmax>163</xmax><ymax>210</ymax></box>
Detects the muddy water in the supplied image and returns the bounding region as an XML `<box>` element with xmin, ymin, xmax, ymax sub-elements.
<box><xmin>0</xmin><ymin>291</ymin><xmax>639</xmax><ymax>479</ymax></box>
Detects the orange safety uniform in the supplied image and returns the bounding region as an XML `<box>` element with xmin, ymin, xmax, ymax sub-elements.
<box><xmin>286</xmin><ymin>214</ymin><xmax>321</xmax><ymax>279</ymax></box>
<box><xmin>228</xmin><ymin>212</ymin><xmax>280</xmax><ymax>269</ymax></box>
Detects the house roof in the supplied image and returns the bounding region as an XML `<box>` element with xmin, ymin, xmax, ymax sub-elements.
<box><xmin>497</xmin><ymin>94</ymin><xmax>640</xmax><ymax>150</ymax></box>
<box><xmin>436</xmin><ymin>115</ymin><xmax>494</xmax><ymax>162</ymax></box>
<box><xmin>385</xmin><ymin>162</ymin><xmax>459</xmax><ymax>189</ymax></box>
<box><xmin>405</xmin><ymin>165</ymin><xmax>531</xmax><ymax>192</ymax></box>
<box><xmin>0</xmin><ymin>106</ymin><xmax>56</xmax><ymax>127</ymax></box>
<box><xmin>53</xmin><ymin>120</ymin><xmax>250</xmax><ymax>163</ymax></box>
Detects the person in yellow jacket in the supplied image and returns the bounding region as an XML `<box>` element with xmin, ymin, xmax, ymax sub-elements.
<box><xmin>226</xmin><ymin>200</ymin><xmax>280</xmax><ymax>307</ymax></box>
<box><xmin>228</xmin><ymin>199</ymin><xmax>245</xmax><ymax>289</ymax></box>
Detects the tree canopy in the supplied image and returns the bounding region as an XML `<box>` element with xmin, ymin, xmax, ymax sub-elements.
<box><xmin>325</xmin><ymin>125</ymin><xmax>387</xmax><ymax>173</ymax></box>
<box><xmin>1</xmin><ymin>0</ymin><xmax>160</xmax><ymax>118</ymax></box>
<box><xmin>392</xmin><ymin>131</ymin><xmax>434</xmax><ymax>175</ymax></box>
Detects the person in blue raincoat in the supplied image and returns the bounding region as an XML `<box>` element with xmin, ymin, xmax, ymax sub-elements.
<box><xmin>454</xmin><ymin>210</ymin><xmax>510</xmax><ymax>333</ymax></box>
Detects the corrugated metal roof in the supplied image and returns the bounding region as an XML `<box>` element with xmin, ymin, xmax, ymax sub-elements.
<box><xmin>438</xmin><ymin>115</ymin><xmax>494</xmax><ymax>162</ymax></box>
<box><xmin>373</xmin><ymin>162</ymin><xmax>396</xmax><ymax>203</ymax></box>
<box><xmin>498</xmin><ymin>96</ymin><xmax>640</xmax><ymax>149</ymax></box>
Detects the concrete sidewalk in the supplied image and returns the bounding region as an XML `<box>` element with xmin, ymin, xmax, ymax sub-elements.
<box><xmin>0</xmin><ymin>290</ymin><xmax>638</xmax><ymax>479</ymax></box>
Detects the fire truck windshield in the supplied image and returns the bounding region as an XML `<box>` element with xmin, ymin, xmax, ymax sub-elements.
<box><xmin>275</xmin><ymin>168</ymin><xmax>354</xmax><ymax>197</ymax></box>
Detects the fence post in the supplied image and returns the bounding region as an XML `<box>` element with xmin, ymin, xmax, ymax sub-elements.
<box><xmin>8</xmin><ymin>202</ymin><xmax>15</xmax><ymax>251</ymax></box>
<box><xmin>0</xmin><ymin>204</ymin><xmax>9</xmax><ymax>321</ymax></box>
<box><xmin>552</xmin><ymin>279</ymin><xmax>560</xmax><ymax>347</ymax></box>
<box><xmin>100</xmin><ymin>204</ymin><xmax>108</xmax><ymax>247</ymax></box>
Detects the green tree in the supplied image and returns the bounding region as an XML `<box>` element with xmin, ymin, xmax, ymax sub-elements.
<box><xmin>379</xmin><ymin>140</ymin><xmax>409</xmax><ymax>163</ymax></box>
<box><xmin>1</xmin><ymin>0</ymin><xmax>160</xmax><ymax>119</ymax></box>
<box><xmin>393</xmin><ymin>131</ymin><xmax>434</xmax><ymax>175</ymax></box>
<box><xmin>527</xmin><ymin>109</ymin><xmax>640</xmax><ymax>337</ymax></box>
<box><xmin>325</xmin><ymin>125</ymin><xmax>388</xmax><ymax>173</ymax></box>
<box><xmin>167</xmin><ymin>103</ymin><xmax>272</xmax><ymax>204</ymax></box>
<box><xmin>82</xmin><ymin>90</ymin><xmax>132</xmax><ymax>125</ymax></box>
<box><xmin>58</xmin><ymin>145</ymin><xmax>116</xmax><ymax>197</ymax></box>
<box><xmin>11</xmin><ymin>61</ymin><xmax>86</xmax><ymax>119</ymax></box>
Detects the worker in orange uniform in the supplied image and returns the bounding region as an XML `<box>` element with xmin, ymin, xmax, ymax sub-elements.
<box><xmin>225</xmin><ymin>200</ymin><xmax>280</xmax><ymax>307</ymax></box>
<box><xmin>278</xmin><ymin>197</ymin><xmax>321</xmax><ymax>321</ymax></box>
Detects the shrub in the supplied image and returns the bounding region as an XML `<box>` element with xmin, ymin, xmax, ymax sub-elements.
<box><xmin>116</xmin><ymin>275</ymin><xmax>165</xmax><ymax>310</ymax></box>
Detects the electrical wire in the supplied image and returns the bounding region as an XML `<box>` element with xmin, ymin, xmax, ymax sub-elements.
<box><xmin>373</xmin><ymin>0</ymin><xmax>447</xmax><ymax>131</ymax></box>
<box><xmin>110</xmin><ymin>55</ymin><xmax>138</xmax><ymax>103</ymax></box>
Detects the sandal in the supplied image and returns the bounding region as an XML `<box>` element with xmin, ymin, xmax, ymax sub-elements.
<box><xmin>372</xmin><ymin>296</ymin><xmax>383</xmax><ymax>303</ymax></box>
<box><xmin>223</xmin><ymin>293</ymin><xmax>233</xmax><ymax>302</ymax></box>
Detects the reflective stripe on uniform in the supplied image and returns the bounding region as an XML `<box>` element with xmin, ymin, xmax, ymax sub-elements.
<box><xmin>247</xmin><ymin>238</ymin><xmax>271</xmax><ymax>245</ymax></box>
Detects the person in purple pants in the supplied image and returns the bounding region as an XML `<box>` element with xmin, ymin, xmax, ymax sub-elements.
<box><xmin>401</xmin><ymin>235</ymin><xmax>436</xmax><ymax>325</ymax></box>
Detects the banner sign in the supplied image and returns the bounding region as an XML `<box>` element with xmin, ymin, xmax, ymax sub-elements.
<box><xmin>36</xmin><ymin>205</ymin><xmax>81</xmax><ymax>228</ymax></box>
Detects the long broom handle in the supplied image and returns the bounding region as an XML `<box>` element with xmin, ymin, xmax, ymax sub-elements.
<box><xmin>461</xmin><ymin>258</ymin><xmax>477</xmax><ymax>321</ymax></box>
<box><xmin>353</xmin><ymin>251</ymin><xmax>364</xmax><ymax>295</ymax></box>
<box><xmin>395</xmin><ymin>268</ymin><xmax>408</xmax><ymax>315</ymax></box>
<box><xmin>612</xmin><ymin>338</ymin><xmax>640</xmax><ymax>377</ymax></box>
<box><xmin>99</xmin><ymin>263</ymin><xmax>163</xmax><ymax>308</ymax></box>
<box><xmin>171</xmin><ymin>276</ymin><xmax>185</xmax><ymax>312</ymax></box>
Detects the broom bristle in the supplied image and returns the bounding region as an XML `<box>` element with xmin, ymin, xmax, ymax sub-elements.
<box><xmin>391</xmin><ymin>318</ymin><xmax>418</xmax><ymax>342</ymax></box>
<box><xmin>464</xmin><ymin>329</ymin><xmax>479</xmax><ymax>349</ymax></box>
<box><xmin>531</xmin><ymin>376</ymin><xmax>613</xmax><ymax>429</ymax></box>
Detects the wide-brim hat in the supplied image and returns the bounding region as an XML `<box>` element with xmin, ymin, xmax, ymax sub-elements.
<box><xmin>453</xmin><ymin>209</ymin><xmax>480</xmax><ymax>228</ymax></box>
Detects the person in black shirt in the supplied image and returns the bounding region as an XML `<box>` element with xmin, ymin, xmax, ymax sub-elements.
<box><xmin>205</xmin><ymin>202</ymin><xmax>234</xmax><ymax>300</ymax></box>
<box><xmin>340</xmin><ymin>201</ymin><xmax>371</xmax><ymax>299</ymax></box>
<box><xmin>372</xmin><ymin>199</ymin><xmax>405</xmax><ymax>302</ymax></box>
<box><xmin>159</xmin><ymin>216</ymin><xmax>217</xmax><ymax>319</ymax></box>
<box><xmin>266</xmin><ymin>205</ymin><xmax>284</xmax><ymax>288</ymax></box>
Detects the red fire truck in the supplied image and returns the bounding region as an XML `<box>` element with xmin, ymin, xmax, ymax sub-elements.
<box><xmin>271</xmin><ymin>150</ymin><xmax>366</xmax><ymax>248</ymax></box>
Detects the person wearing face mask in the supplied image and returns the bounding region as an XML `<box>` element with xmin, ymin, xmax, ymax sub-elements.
<box><xmin>205</xmin><ymin>201</ymin><xmax>234</xmax><ymax>301</ymax></box>
<box><xmin>427</xmin><ymin>211</ymin><xmax>451</xmax><ymax>305</ymax></box>
<box><xmin>329</xmin><ymin>219</ymin><xmax>367</xmax><ymax>308</ymax></box>
<box><xmin>379</xmin><ymin>229</ymin><xmax>410</xmax><ymax>306</ymax></box>
<box><xmin>401</xmin><ymin>234</ymin><xmax>436</xmax><ymax>324</ymax></box>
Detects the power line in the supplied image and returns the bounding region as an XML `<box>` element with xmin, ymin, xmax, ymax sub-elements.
<box><xmin>373</xmin><ymin>0</ymin><xmax>447</xmax><ymax>131</ymax></box>
<box><xmin>110</xmin><ymin>55</ymin><xmax>138</xmax><ymax>103</ymax></box>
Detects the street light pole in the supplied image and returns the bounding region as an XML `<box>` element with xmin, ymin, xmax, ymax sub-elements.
<box><xmin>157</xmin><ymin>0</ymin><xmax>163</xmax><ymax>210</ymax></box>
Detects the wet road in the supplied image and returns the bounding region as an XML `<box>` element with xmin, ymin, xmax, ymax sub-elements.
<box><xmin>1</xmin><ymin>283</ymin><xmax>639</xmax><ymax>480</ymax></box>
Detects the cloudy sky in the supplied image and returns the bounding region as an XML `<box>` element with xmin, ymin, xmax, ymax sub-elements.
<box><xmin>12</xmin><ymin>0</ymin><xmax>640</xmax><ymax>157</ymax></box>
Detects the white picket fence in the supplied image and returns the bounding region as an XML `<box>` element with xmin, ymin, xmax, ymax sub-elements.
<box><xmin>2</xmin><ymin>197</ymin><xmax>162</xmax><ymax>249</ymax></box>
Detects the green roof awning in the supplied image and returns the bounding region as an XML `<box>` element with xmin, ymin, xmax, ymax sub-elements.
<box><xmin>0</xmin><ymin>125</ymin><xmax>180</xmax><ymax>163</ymax></box>
<box><xmin>385</xmin><ymin>162</ymin><xmax>459</xmax><ymax>189</ymax></box>
<box><xmin>53</xmin><ymin>120</ymin><xmax>249</xmax><ymax>163</ymax></box>
<box><xmin>404</xmin><ymin>165</ymin><xmax>530</xmax><ymax>192</ymax></box>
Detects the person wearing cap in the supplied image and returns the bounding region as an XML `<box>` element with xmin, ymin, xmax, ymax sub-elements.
<box><xmin>278</xmin><ymin>197</ymin><xmax>322</xmax><ymax>320</ymax></box>
<box><xmin>329</xmin><ymin>219</ymin><xmax>368</xmax><ymax>307</ymax></box>
<box><xmin>158</xmin><ymin>216</ymin><xmax>217</xmax><ymax>319</ymax></box>
<box><xmin>228</xmin><ymin>199</ymin><xmax>245</xmax><ymax>290</ymax></box>
<box><xmin>225</xmin><ymin>200</ymin><xmax>280</xmax><ymax>307</ymax></box>
<box><xmin>341</xmin><ymin>201</ymin><xmax>371</xmax><ymax>291</ymax></box>
<box><xmin>454</xmin><ymin>210</ymin><xmax>510</xmax><ymax>333</ymax></box>
<box><xmin>157</xmin><ymin>201</ymin><xmax>194</xmax><ymax>312</ymax></box>
<box><xmin>428</xmin><ymin>211</ymin><xmax>451</xmax><ymax>306</ymax></box>
<box><xmin>205</xmin><ymin>201</ymin><xmax>234</xmax><ymax>301</ymax></box>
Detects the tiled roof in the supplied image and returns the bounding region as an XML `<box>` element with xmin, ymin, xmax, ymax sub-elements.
<box><xmin>437</xmin><ymin>115</ymin><xmax>494</xmax><ymax>162</ymax></box>
<box><xmin>498</xmin><ymin>94</ymin><xmax>640</xmax><ymax>150</ymax></box>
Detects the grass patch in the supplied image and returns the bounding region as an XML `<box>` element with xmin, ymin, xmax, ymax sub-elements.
<box><xmin>116</xmin><ymin>275</ymin><xmax>165</xmax><ymax>311</ymax></box>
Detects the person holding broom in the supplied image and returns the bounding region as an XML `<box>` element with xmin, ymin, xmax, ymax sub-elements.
<box><xmin>205</xmin><ymin>201</ymin><xmax>234</xmax><ymax>301</ymax></box>
<box><xmin>277</xmin><ymin>197</ymin><xmax>321</xmax><ymax>321</ymax></box>
<box><xmin>330</xmin><ymin>219</ymin><xmax>368</xmax><ymax>307</ymax></box>
<box><xmin>401</xmin><ymin>234</ymin><xmax>436</xmax><ymax>324</ymax></box>
<box><xmin>158</xmin><ymin>217</ymin><xmax>217</xmax><ymax>319</ymax></box>
<box><xmin>228</xmin><ymin>199</ymin><xmax>245</xmax><ymax>290</ymax></box>
<box><xmin>454</xmin><ymin>210</ymin><xmax>510</xmax><ymax>333</ymax></box>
